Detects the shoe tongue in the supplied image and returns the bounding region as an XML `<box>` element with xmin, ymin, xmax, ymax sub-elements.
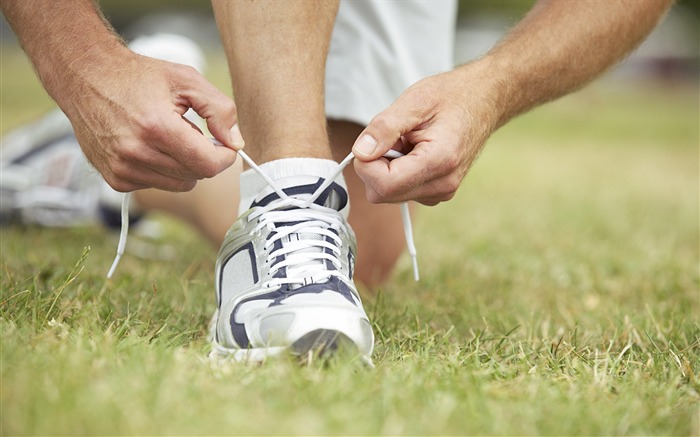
<box><xmin>251</xmin><ymin>175</ymin><xmax>347</xmax><ymax>213</ymax></box>
<box><xmin>251</xmin><ymin>176</ymin><xmax>348</xmax><ymax>288</ymax></box>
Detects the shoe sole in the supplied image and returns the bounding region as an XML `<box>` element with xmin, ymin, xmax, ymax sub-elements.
<box><xmin>209</xmin><ymin>304</ymin><xmax>374</xmax><ymax>365</ymax></box>
<box><xmin>209</xmin><ymin>327</ymin><xmax>373</xmax><ymax>366</ymax></box>
<box><xmin>290</xmin><ymin>329</ymin><xmax>358</xmax><ymax>364</ymax></box>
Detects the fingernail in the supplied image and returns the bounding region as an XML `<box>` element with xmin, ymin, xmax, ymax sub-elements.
<box><xmin>229</xmin><ymin>123</ymin><xmax>245</xmax><ymax>150</ymax></box>
<box><xmin>353</xmin><ymin>134</ymin><xmax>377</xmax><ymax>158</ymax></box>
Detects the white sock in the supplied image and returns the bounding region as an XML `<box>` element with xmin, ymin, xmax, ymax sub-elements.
<box><xmin>238</xmin><ymin>157</ymin><xmax>347</xmax><ymax>213</ymax></box>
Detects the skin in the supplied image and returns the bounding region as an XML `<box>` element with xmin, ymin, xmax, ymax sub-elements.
<box><xmin>210</xmin><ymin>0</ymin><xmax>406</xmax><ymax>286</ymax></box>
<box><xmin>1</xmin><ymin>0</ymin><xmax>673</xmax><ymax>287</ymax></box>
<box><xmin>352</xmin><ymin>0</ymin><xmax>674</xmax><ymax>206</ymax></box>
<box><xmin>0</xmin><ymin>0</ymin><xmax>244</xmax><ymax>193</ymax></box>
<box><xmin>135</xmin><ymin>120</ymin><xmax>407</xmax><ymax>287</ymax></box>
<box><xmin>211</xmin><ymin>0</ymin><xmax>338</xmax><ymax>164</ymax></box>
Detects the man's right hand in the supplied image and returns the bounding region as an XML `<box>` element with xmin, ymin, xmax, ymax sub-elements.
<box><xmin>65</xmin><ymin>51</ymin><xmax>243</xmax><ymax>193</ymax></box>
<box><xmin>2</xmin><ymin>0</ymin><xmax>244</xmax><ymax>193</ymax></box>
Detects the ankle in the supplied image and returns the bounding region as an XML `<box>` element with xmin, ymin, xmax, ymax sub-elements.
<box><xmin>238</xmin><ymin>157</ymin><xmax>348</xmax><ymax>213</ymax></box>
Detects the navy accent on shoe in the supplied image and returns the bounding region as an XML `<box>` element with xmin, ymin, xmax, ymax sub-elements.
<box><xmin>228</xmin><ymin>275</ymin><xmax>360</xmax><ymax>347</ymax></box>
<box><xmin>251</xmin><ymin>179</ymin><xmax>348</xmax><ymax>211</ymax></box>
<box><xmin>7</xmin><ymin>133</ymin><xmax>76</xmax><ymax>165</ymax></box>
<box><xmin>230</xmin><ymin>307</ymin><xmax>251</xmax><ymax>348</ymax></box>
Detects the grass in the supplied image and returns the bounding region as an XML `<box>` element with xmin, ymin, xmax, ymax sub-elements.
<box><xmin>1</xmin><ymin>44</ymin><xmax>699</xmax><ymax>435</ymax></box>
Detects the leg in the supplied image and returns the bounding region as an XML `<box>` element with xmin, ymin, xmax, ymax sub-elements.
<box><xmin>212</xmin><ymin>0</ymin><xmax>338</xmax><ymax>164</ymax></box>
<box><xmin>329</xmin><ymin>120</ymin><xmax>407</xmax><ymax>288</ymax></box>
<box><xmin>135</xmin><ymin>121</ymin><xmax>408</xmax><ymax>288</ymax></box>
<box><xmin>133</xmin><ymin>159</ymin><xmax>241</xmax><ymax>246</ymax></box>
<box><xmin>140</xmin><ymin>2</ymin><xmax>414</xmax><ymax>288</ymax></box>
<box><xmin>209</xmin><ymin>1</ymin><xmax>375</xmax><ymax>362</ymax></box>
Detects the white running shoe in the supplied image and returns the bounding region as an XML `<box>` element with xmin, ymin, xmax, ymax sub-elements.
<box><xmin>210</xmin><ymin>172</ymin><xmax>374</xmax><ymax>364</ymax></box>
<box><xmin>0</xmin><ymin>109</ymin><xmax>103</xmax><ymax>226</ymax></box>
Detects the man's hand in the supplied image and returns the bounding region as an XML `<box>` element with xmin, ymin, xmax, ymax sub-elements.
<box><xmin>66</xmin><ymin>51</ymin><xmax>244</xmax><ymax>192</ymax></box>
<box><xmin>352</xmin><ymin>67</ymin><xmax>497</xmax><ymax>206</ymax></box>
<box><xmin>1</xmin><ymin>0</ymin><xmax>244</xmax><ymax>193</ymax></box>
<box><xmin>352</xmin><ymin>0</ymin><xmax>672</xmax><ymax>206</ymax></box>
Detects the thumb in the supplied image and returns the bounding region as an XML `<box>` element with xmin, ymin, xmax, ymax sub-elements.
<box><xmin>352</xmin><ymin>96</ymin><xmax>428</xmax><ymax>161</ymax></box>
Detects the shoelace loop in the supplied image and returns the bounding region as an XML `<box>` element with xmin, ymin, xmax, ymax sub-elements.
<box><xmin>107</xmin><ymin>145</ymin><xmax>419</xmax><ymax>281</ymax></box>
<box><xmin>251</xmin><ymin>202</ymin><xmax>350</xmax><ymax>289</ymax></box>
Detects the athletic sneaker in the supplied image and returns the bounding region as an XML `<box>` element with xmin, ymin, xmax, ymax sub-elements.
<box><xmin>210</xmin><ymin>167</ymin><xmax>374</xmax><ymax>364</ymax></box>
<box><xmin>0</xmin><ymin>109</ymin><xmax>104</xmax><ymax>226</ymax></box>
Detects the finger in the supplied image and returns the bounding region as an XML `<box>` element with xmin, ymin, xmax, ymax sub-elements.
<box><xmin>352</xmin><ymin>90</ymin><xmax>433</xmax><ymax>161</ymax></box>
<box><xmin>114</xmin><ymin>138</ymin><xmax>203</xmax><ymax>181</ymax></box>
<box><xmin>173</xmin><ymin>126</ymin><xmax>239</xmax><ymax>179</ymax></box>
<box><xmin>362</xmin><ymin>170</ymin><xmax>456</xmax><ymax>205</ymax></box>
<box><xmin>151</xmin><ymin>115</ymin><xmax>239</xmax><ymax>180</ymax></box>
<box><xmin>364</xmin><ymin>182</ymin><xmax>445</xmax><ymax>206</ymax></box>
<box><xmin>174</xmin><ymin>67</ymin><xmax>245</xmax><ymax>151</ymax></box>
<box><xmin>146</xmin><ymin>152</ymin><xmax>201</xmax><ymax>181</ymax></box>
<box><xmin>104</xmin><ymin>160</ymin><xmax>198</xmax><ymax>193</ymax></box>
<box><xmin>353</xmin><ymin>146</ymin><xmax>428</xmax><ymax>202</ymax></box>
<box><xmin>354</xmin><ymin>143</ymin><xmax>459</xmax><ymax>204</ymax></box>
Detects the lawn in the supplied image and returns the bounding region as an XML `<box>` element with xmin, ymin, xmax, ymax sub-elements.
<box><xmin>1</xmin><ymin>45</ymin><xmax>698</xmax><ymax>435</ymax></box>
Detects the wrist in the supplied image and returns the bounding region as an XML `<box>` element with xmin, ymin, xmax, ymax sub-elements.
<box><xmin>41</xmin><ymin>37</ymin><xmax>133</xmax><ymax>111</ymax></box>
<box><xmin>450</xmin><ymin>56</ymin><xmax>509</xmax><ymax>134</ymax></box>
<box><xmin>3</xmin><ymin>0</ymin><xmax>132</xmax><ymax>113</ymax></box>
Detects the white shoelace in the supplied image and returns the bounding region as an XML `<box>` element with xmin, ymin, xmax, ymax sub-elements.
<box><xmin>249</xmin><ymin>200</ymin><xmax>351</xmax><ymax>288</ymax></box>
<box><xmin>107</xmin><ymin>148</ymin><xmax>419</xmax><ymax>282</ymax></box>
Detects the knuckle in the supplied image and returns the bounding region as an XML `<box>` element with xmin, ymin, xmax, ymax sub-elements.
<box><xmin>370</xmin><ymin>114</ymin><xmax>395</xmax><ymax>137</ymax></box>
<box><xmin>443</xmin><ymin>176</ymin><xmax>460</xmax><ymax>195</ymax></box>
<box><xmin>366</xmin><ymin>190</ymin><xmax>382</xmax><ymax>205</ymax></box>
<box><xmin>442</xmin><ymin>191</ymin><xmax>456</xmax><ymax>202</ymax></box>
<box><xmin>137</xmin><ymin>113</ymin><xmax>164</xmax><ymax>135</ymax></box>
<box><xmin>194</xmin><ymin>160</ymin><xmax>219</xmax><ymax>179</ymax></box>
<box><xmin>172</xmin><ymin>63</ymin><xmax>199</xmax><ymax>80</ymax></box>
<box><xmin>433</xmin><ymin>178</ymin><xmax>459</xmax><ymax>201</ymax></box>
<box><xmin>109</xmin><ymin>159</ymin><xmax>131</xmax><ymax>180</ymax></box>
<box><xmin>104</xmin><ymin>174</ymin><xmax>131</xmax><ymax>193</ymax></box>
<box><xmin>119</xmin><ymin>144</ymin><xmax>142</xmax><ymax>162</ymax></box>
<box><xmin>108</xmin><ymin>158</ymin><xmax>144</xmax><ymax>191</ymax></box>
<box><xmin>221</xmin><ymin>99</ymin><xmax>237</xmax><ymax>117</ymax></box>
<box><xmin>442</xmin><ymin>154</ymin><xmax>461</xmax><ymax>172</ymax></box>
<box><xmin>371</xmin><ymin>182</ymin><xmax>392</xmax><ymax>201</ymax></box>
<box><xmin>174</xmin><ymin>180</ymin><xmax>197</xmax><ymax>192</ymax></box>
<box><xmin>372</xmin><ymin>180</ymin><xmax>403</xmax><ymax>203</ymax></box>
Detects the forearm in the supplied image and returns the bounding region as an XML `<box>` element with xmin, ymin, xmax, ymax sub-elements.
<box><xmin>470</xmin><ymin>0</ymin><xmax>673</xmax><ymax>129</ymax></box>
<box><xmin>1</xmin><ymin>0</ymin><xmax>131</xmax><ymax>109</ymax></box>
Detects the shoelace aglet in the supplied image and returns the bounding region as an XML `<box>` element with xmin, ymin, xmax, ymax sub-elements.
<box><xmin>411</xmin><ymin>256</ymin><xmax>420</xmax><ymax>282</ymax></box>
<box><xmin>400</xmin><ymin>202</ymin><xmax>420</xmax><ymax>281</ymax></box>
<box><xmin>107</xmin><ymin>192</ymin><xmax>131</xmax><ymax>279</ymax></box>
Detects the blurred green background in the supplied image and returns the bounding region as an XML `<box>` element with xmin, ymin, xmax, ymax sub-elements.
<box><xmin>1</xmin><ymin>1</ymin><xmax>698</xmax><ymax>435</ymax></box>
<box><xmin>94</xmin><ymin>0</ymin><xmax>700</xmax><ymax>28</ymax></box>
